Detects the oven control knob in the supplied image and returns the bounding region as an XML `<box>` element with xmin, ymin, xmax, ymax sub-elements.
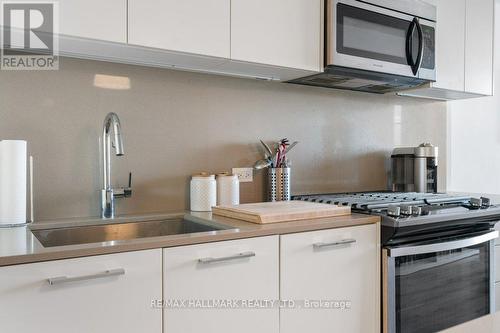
<box><xmin>470</xmin><ymin>198</ymin><xmax>483</xmax><ymax>208</ymax></box>
<box><xmin>387</xmin><ymin>205</ymin><xmax>401</xmax><ymax>217</ymax></box>
<box><xmin>400</xmin><ymin>204</ymin><xmax>413</xmax><ymax>216</ymax></box>
<box><xmin>411</xmin><ymin>206</ymin><xmax>422</xmax><ymax>216</ymax></box>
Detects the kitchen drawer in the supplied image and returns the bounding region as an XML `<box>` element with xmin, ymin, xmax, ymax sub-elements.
<box><xmin>280</xmin><ymin>224</ymin><xmax>379</xmax><ymax>333</ymax></box>
<box><xmin>0</xmin><ymin>249</ymin><xmax>162</xmax><ymax>333</ymax></box>
<box><xmin>163</xmin><ymin>236</ymin><xmax>279</xmax><ymax>333</ymax></box>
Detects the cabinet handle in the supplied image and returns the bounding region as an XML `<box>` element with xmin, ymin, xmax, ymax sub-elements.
<box><xmin>198</xmin><ymin>251</ymin><xmax>256</xmax><ymax>264</ymax></box>
<box><xmin>47</xmin><ymin>268</ymin><xmax>125</xmax><ymax>286</ymax></box>
<box><xmin>313</xmin><ymin>239</ymin><xmax>356</xmax><ymax>249</ymax></box>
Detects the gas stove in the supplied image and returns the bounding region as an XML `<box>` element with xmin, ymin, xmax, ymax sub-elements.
<box><xmin>293</xmin><ymin>192</ymin><xmax>500</xmax><ymax>245</ymax></box>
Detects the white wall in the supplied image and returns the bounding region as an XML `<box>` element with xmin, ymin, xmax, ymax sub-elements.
<box><xmin>447</xmin><ymin>1</ymin><xmax>500</xmax><ymax>193</ymax></box>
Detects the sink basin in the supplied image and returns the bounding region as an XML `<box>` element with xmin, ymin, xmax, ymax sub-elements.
<box><xmin>32</xmin><ymin>217</ymin><xmax>235</xmax><ymax>248</ymax></box>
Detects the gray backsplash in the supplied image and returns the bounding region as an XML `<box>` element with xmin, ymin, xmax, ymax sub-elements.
<box><xmin>0</xmin><ymin>57</ymin><xmax>447</xmax><ymax>220</ymax></box>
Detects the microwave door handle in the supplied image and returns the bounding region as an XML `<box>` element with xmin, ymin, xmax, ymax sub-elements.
<box><xmin>414</xmin><ymin>18</ymin><xmax>424</xmax><ymax>75</ymax></box>
<box><xmin>387</xmin><ymin>230</ymin><xmax>499</xmax><ymax>257</ymax></box>
<box><xmin>405</xmin><ymin>19</ymin><xmax>416</xmax><ymax>69</ymax></box>
<box><xmin>406</xmin><ymin>17</ymin><xmax>424</xmax><ymax>76</ymax></box>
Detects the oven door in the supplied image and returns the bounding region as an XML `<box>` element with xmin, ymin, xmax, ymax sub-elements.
<box><xmin>327</xmin><ymin>0</ymin><xmax>436</xmax><ymax>81</ymax></box>
<box><xmin>383</xmin><ymin>230</ymin><xmax>498</xmax><ymax>333</ymax></box>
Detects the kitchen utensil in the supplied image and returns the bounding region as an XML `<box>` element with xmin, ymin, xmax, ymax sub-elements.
<box><xmin>260</xmin><ymin>140</ymin><xmax>273</xmax><ymax>158</ymax></box>
<box><xmin>212</xmin><ymin>201</ymin><xmax>351</xmax><ymax>224</ymax></box>
<box><xmin>254</xmin><ymin>158</ymin><xmax>272</xmax><ymax>170</ymax></box>
<box><xmin>284</xmin><ymin>141</ymin><xmax>298</xmax><ymax>155</ymax></box>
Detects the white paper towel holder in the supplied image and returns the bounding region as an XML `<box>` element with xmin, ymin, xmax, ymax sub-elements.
<box><xmin>0</xmin><ymin>156</ymin><xmax>34</xmax><ymax>228</ymax></box>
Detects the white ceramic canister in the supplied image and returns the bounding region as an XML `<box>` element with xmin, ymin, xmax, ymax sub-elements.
<box><xmin>216</xmin><ymin>173</ymin><xmax>240</xmax><ymax>206</ymax></box>
<box><xmin>190</xmin><ymin>173</ymin><xmax>217</xmax><ymax>212</ymax></box>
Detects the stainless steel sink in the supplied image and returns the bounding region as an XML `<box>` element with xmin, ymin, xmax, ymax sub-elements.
<box><xmin>32</xmin><ymin>217</ymin><xmax>235</xmax><ymax>248</ymax></box>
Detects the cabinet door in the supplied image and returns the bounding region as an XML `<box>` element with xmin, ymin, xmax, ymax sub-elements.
<box><xmin>163</xmin><ymin>236</ymin><xmax>279</xmax><ymax>333</ymax></box>
<box><xmin>0</xmin><ymin>250</ymin><xmax>162</xmax><ymax>333</ymax></box>
<box><xmin>128</xmin><ymin>0</ymin><xmax>230</xmax><ymax>58</ymax></box>
<box><xmin>434</xmin><ymin>0</ymin><xmax>466</xmax><ymax>91</ymax></box>
<box><xmin>464</xmin><ymin>0</ymin><xmax>494</xmax><ymax>95</ymax></box>
<box><xmin>231</xmin><ymin>0</ymin><xmax>322</xmax><ymax>71</ymax></box>
<box><xmin>280</xmin><ymin>224</ymin><xmax>380</xmax><ymax>333</ymax></box>
<box><xmin>60</xmin><ymin>0</ymin><xmax>126</xmax><ymax>42</ymax></box>
<box><xmin>3</xmin><ymin>0</ymin><xmax>127</xmax><ymax>42</ymax></box>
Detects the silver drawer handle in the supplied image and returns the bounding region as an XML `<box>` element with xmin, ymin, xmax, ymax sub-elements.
<box><xmin>313</xmin><ymin>239</ymin><xmax>356</xmax><ymax>249</ymax></box>
<box><xmin>47</xmin><ymin>268</ymin><xmax>125</xmax><ymax>286</ymax></box>
<box><xmin>198</xmin><ymin>251</ymin><xmax>256</xmax><ymax>264</ymax></box>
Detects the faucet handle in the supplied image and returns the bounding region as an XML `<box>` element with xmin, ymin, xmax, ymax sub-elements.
<box><xmin>113</xmin><ymin>172</ymin><xmax>132</xmax><ymax>198</ymax></box>
<box><xmin>124</xmin><ymin>172</ymin><xmax>132</xmax><ymax>197</ymax></box>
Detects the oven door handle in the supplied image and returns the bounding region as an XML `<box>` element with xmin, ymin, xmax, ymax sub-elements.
<box><xmin>387</xmin><ymin>230</ymin><xmax>499</xmax><ymax>257</ymax></box>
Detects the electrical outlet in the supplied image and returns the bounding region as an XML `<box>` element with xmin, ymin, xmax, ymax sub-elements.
<box><xmin>232</xmin><ymin>168</ymin><xmax>253</xmax><ymax>183</ymax></box>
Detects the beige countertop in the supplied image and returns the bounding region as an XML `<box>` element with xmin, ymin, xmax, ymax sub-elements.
<box><xmin>440</xmin><ymin>312</ymin><xmax>500</xmax><ymax>333</ymax></box>
<box><xmin>0</xmin><ymin>211</ymin><xmax>379</xmax><ymax>267</ymax></box>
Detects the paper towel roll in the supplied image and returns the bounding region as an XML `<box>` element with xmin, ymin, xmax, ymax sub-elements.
<box><xmin>0</xmin><ymin>140</ymin><xmax>27</xmax><ymax>225</ymax></box>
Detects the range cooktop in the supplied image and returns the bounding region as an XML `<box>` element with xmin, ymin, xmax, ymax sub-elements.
<box><xmin>293</xmin><ymin>192</ymin><xmax>500</xmax><ymax>244</ymax></box>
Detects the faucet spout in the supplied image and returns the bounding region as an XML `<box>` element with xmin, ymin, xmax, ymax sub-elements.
<box><xmin>101</xmin><ymin>112</ymin><xmax>130</xmax><ymax>219</ymax></box>
<box><xmin>102</xmin><ymin>112</ymin><xmax>124</xmax><ymax>190</ymax></box>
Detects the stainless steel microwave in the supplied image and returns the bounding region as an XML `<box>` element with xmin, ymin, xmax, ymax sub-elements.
<box><xmin>328</xmin><ymin>0</ymin><xmax>436</xmax><ymax>80</ymax></box>
<box><xmin>289</xmin><ymin>0</ymin><xmax>437</xmax><ymax>93</ymax></box>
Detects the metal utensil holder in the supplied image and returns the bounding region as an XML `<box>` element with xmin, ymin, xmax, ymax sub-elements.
<box><xmin>268</xmin><ymin>168</ymin><xmax>291</xmax><ymax>202</ymax></box>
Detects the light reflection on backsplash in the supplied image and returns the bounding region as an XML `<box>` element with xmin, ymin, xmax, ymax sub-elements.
<box><xmin>0</xmin><ymin>57</ymin><xmax>447</xmax><ymax>220</ymax></box>
<box><xmin>393</xmin><ymin>105</ymin><xmax>403</xmax><ymax>147</ymax></box>
<box><xmin>93</xmin><ymin>74</ymin><xmax>131</xmax><ymax>90</ymax></box>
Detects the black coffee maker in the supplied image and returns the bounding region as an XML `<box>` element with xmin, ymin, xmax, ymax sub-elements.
<box><xmin>391</xmin><ymin>143</ymin><xmax>438</xmax><ymax>193</ymax></box>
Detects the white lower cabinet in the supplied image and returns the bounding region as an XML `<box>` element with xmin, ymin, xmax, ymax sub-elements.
<box><xmin>280</xmin><ymin>224</ymin><xmax>380</xmax><ymax>333</ymax></box>
<box><xmin>163</xmin><ymin>236</ymin><xmax>279</xmax><ymax>333</ymax></box>
<box><xmin>0</xmin><ymin>225</ymin><xmax>380</xmax><ymax>333</ymax></box>
<box><xmin>0</xmin><ymin>249</ymin><xmax>162</xmax><ymax>333</ymax></box>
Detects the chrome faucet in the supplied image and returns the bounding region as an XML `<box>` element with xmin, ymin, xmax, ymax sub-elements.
<box><xmin>101</xmin><ymin>112</ymin><xmax>132</xmax><ymax>219</ymax></box>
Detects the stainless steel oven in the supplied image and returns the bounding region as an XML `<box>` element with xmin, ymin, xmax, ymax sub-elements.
<box><xmin>294</xmin><ymin>193</ymin><xmax>500</xmax><ymax>333</ymax></box>
<box><xmin>383</xmin><ymin>230</ymin><xmax>498</xmax><ymax>333</ymax></box>
<box><xmin>326</xmin><ymin>0</ymin><xmax>436</xmax><ymax>81</ymax></box>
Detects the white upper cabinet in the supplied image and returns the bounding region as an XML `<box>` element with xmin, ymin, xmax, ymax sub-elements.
<box><xmin>3</xmin><ymin>0</ymin><xmax>127</xmax><ymax>42</ymax></box>
<box><xmin>128</xmin><ymin>0</ymin><xmax>231</xmax><ymax>58</ymax></box>
<box><xmin>464</xmin><ymin>0</ymin><xmax>495</xmax><ymax>96</ymax></box>
<box><xmin>433</xmin><ymin>0</ymin><xmax>466</xmax><ymax>92</ymax></box>
<box><xmin>59</xmin><ymin>0</ymin><xmax>127</xmax><ymax>42</ymax></box>
<box><xmin>230</xmin><ymin>0</ymin><xmax>322</xmax><ymax>71</ymax></box>
<box><xmin>0</xmin><ymin>249</ymin><xmax>162</xmax><ymax>333</ymax></box>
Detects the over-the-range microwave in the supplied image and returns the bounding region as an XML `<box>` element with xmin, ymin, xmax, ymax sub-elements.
<box><xmin>290</xmin><ymin>0</ymin><xmax>437</xmax><ymax>94</ymax></box>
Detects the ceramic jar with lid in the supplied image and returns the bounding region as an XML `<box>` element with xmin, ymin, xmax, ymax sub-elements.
<box><xmin>190</xmin><ymin>173</ymin><xmax>217</xmax><ymax>212</ymax></box>
<box><xmin>216</xmin><ymin>173</ymin><xmax>239</xmax><ymax>206</ymax></box>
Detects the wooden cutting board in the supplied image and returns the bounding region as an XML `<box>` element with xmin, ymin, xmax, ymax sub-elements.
<box><xmin>212</xmin><ymin>201</ymin><xmax>351</xmax><ymax>224</ymax></box>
